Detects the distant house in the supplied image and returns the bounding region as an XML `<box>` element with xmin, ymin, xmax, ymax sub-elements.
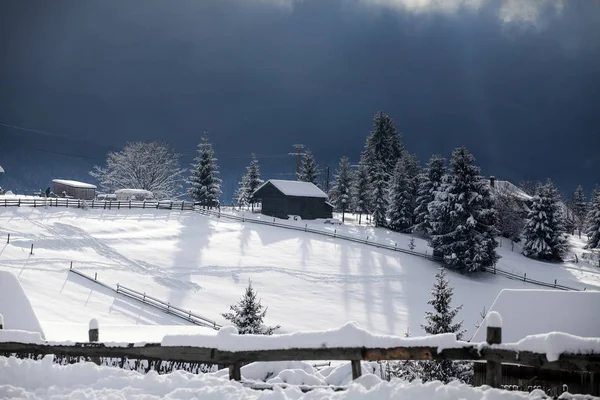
<box><xmin>471</xmin><ymin>289</ymin><xmax>600</xmax><ymax>395</ymax></box>
<box><xmin>114</xmin><ymin>189</ymin><xmax>154</xmax><ymax>201</ymax></box>
<box><xmin>488</xmin><ymin>176</ymin><xmax>533</xmax><ymax>213</ymax></box>
<box><xmin>52</xmin><ymin>179</ymin><xmax>97</xmax><ymax>200</ymax></box>
<box><xmin>252</xmin><ymin>180</ymin><xmax>333</xmax><ymax>220</ymax></box>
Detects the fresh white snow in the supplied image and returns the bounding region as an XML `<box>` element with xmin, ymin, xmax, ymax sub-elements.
<box><xmin>0</xmin><ymin>206</ymin><xmax>599</xmax><ymax>344</ymax></box>
<box><xmin>0</xmin><ymin>355</ymin><xmax>580</xmax><ymax>400</ymax></box>
<box><xmin>0</xmin><ymin>271</ymin><xmax>45</xmax><ymax>338</ymax></box>
<box><xmin>486</xmin><ymin>311</ymin><xmax>503</xmax><ymax>329</ymax></box>
<box><xmin>472</xmin><ymin>290</ymin><xmax>600</xmax><ymax>342</ymax></box>
<box><xmin>51</xmin><ymin>179</ymin><xmax>97</xmax><ymax>189</ymax></box>
<box><xmin>257</xmin><ymin>180</ymin><xmax>328</xmax><ymax>198</ymax></box>
<box><xmin>498</xmin><ymin>332</ymin><xmax>600</xmax><ymax>363</ymax></box>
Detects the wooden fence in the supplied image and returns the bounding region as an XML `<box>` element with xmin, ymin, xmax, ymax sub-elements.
<box><xmin>0</xmin><ymin>321</ymin><xmax>598</xmax><ymax>394</ymax></box>
<box><xmin>0</xmin><ymin>197</ymin><xmax>195</xmax><ymax>211</ymax></box>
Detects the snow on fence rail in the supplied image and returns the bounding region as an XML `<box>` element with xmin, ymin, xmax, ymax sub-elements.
<box><xmin>68</xmin><ymin>267</ymin><xmax>221</xmax><ymax>330</ymax></box>
<box><xmin>0</xmin><ymin>314</ymin><xmax>598</xmax><ymax>391</ymax></box>
<box><xmin>0</xmin><ymin>197</ymin><xmax>195</xmax><ymax>211</ymax></box>
<box><xmin>195</xmin><ymin>208</ymin><xmax>583</xmax><ymax>292</ymax></box>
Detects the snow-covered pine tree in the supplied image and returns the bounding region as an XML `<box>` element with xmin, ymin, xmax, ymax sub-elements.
<box><xmin>187</xmin><ymin>133</ymin><xmax>222</xmax><ymax>208</ymax></box>
<box><xmin>570</xmin><ymin>185</ymin><xmax>588</xmax><ymax>238</ymax></box>
<box><xmin>371</xmin><ymin>161</ymin><xmax>389</xmax><ymax>227</ymax></box>
<box><xmin>363</xmin><ymin>111</ymin><xmax>404</xmax><ymax>179</ymax></box>
<box><xmin>329</xmin><ymin>156</ymin><xmax>353</xmax><ymax>222</ymax></box>
<box><xmin>420</xmin><ymin>268</ymin><xmax>471</xmax><ymax>384</ymax></box>
<box><xmin>388</xmin><ymin>160</ymin><xmax>413</xmax><ymax>232</ymax></box>
<box><xmin>522</xmin><ymin>180</ymin><xmax>568</xmax><ymax>261</ymax></box>
<box><xmin>298</xmin><ymin>149</ymin><xmax>319</xmax><ymax>185</ymax></box>
<box><xmin>235</xmin><ymin>174</ymin><xmax>250</xmax><ymax>208</ymax></box>
<box><xmin>429</xmin><ymin>147</ymin><xmax>499</xmax><ymax>273</ymax></box>
<box><xmin>243</xmin><ymin>154</ymin><xmax>263</xmax><ymax>210</ymax></box>
<box><xmin>352</xmin><ymin>159</ymin><xmax>371</xmax><ymax>225</ymax></box>
<box><xmin>585</xmin><ymin>186</ymin><xmax>600</xmax><ymax>250</ymax></box>
<box><xmin>414</xmin><ymin>155</ymin><xmax>446</xmax><ymax>236</ymax></box>
<box><xmin>222</xmin><ymin>280</ymin><xmax>280</xmax><ymax>335</ymax></box>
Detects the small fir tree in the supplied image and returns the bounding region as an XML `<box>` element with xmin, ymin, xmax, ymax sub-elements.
<box><xmin>238</xmin><ymin>154</ymin><xmax>263</xmax><ymax>210</ymax></box>
<box><xmin>352</xmin><ymin>160</ymin><xmax>371</xmax><ymax>225</ymax></box>
<box><xmin>371</xmin><ymin>161</ymin><xmax>389</xmax><ymax>227</ymax></box>
<box><xmin>235</xmin><ymin>174</ymin><xmax>250</xmax><ymax>208</ymax></box>
<box><xmin>388</xmin><ymin>160</ymin><xmax>414</xmax><ymax>232</ymax></box>
<box><xmin>429</xmin><ymin>147</ymin><xmax>499</xmax><ymax>273</ymax></box>
<box><xmin>187</xmin><ymin>133</ymin><xmax>222</xmax><ymax>208</ymax></box>
<box><xmin>420</xmin><ymin>268</ymin><xmax>471</xmax><ymax>383</ymax></box>
<box><xmin>298</xmin><ymin>149</ymin><xmax>319</xmax><ymax>185</ymax></box>
<box><xmin>329</xmin><ymin>156</ymin><xmax>353</xmax><ymax>222</ymax></box>
<box><xmin>570</xmin><ymin>185</ymin><xmax>588</xmax><ymax>238</ymax></box>
<box><xmin>222</xmin><ymin>281</ymin><xmax>280</xmax><ymax>335</ymax></box>
<box><xmin>414</xmin><ymin>155</ymin><xmax>446</xmax><ymax>235</ymax></box>
<box><xmin>585</xmin><ymin>186</ymin><xmax>600</xmax><ymax>250</ymax></box>
<box><xmin>522</xmin><ymin>181</ymin><xmax>568</xmax><ymax>261</ymax></box>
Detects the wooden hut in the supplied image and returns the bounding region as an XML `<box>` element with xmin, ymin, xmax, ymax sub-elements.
<box><xmin>52</xmin><ymin>179</ymin><xmax>97</xmax><ymax>200</ymax></box>
<box><xmin>252</xmin><ymin>180</ymin><xmax>333</xmax><ymax>220</ymax></box>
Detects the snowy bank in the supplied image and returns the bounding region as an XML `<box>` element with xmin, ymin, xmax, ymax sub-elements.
<box><xmin>162</xmin><ymin>322</ymin><xmax>466</xmax><ymax>351</ymax></box>
<box><xmin>0</xmin><ymin>355</ymin><xmax>582</xmax><ymax>400</ymax></box>
<box><xmin>498</xmin><ymin>332</ymin><xmax>600</xmax><ymax>362</ymax></box>
<box><xmin>0</xmin><ymin>271</ymin><xmax>45</xmax><ymax>339</ymax></box>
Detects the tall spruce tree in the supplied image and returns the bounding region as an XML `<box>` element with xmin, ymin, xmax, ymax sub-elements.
<box><xmin>570</xmin><ymin>185</ymin><xmax>588</xmax><ymax>238</ymax></box>
<box><xmin>429</xmin><ymin>147</ymin><xmax>499</xmax><ymax>273</ymax></box>
<box><xmin>237</xmin><ymin>154</ymin><xmax>263</xmax><ymax>210</ymax></box>
<box><xmin>585</xmin><ymin>186</ymin><xmax>600</xmax><ymax>250</ymax></box>
<box><xmin>352</xmin><ymin>160</ymin><xmax>371</xmax><ymax>225</ymax></box>
<box><xmin>298</xmin><ymin>149</ymin><xmax>319</xmax><ymax>185</ymax></box>
<box><xmin>371</xmin><ymin>161</ymin><xmax>389</xmax><ymax>228</ymax></box>
<box><xmin>402</xmin><ymin>153</ymin><xmax>421</xmax><ymax>225</ymax></box>
<box><xmin>415</xmin><ymin>155</ymin><xmax>446</xmax><ymax>235</ymax></box>
<box><xmin>363</xmin><ymin>111</ymin><xmax>404</xmax><ymax>179</ymax></box>
<box><xmin>222</xmin><ymin>281</ymin><xmax>280</xmax><ymax>335</ymax></box>
<box><xmin>522</xmin><ymin>181</ymin><xmax>568</xmax><ymax>261</ymax></box>
<box><xmin>187</xmin><ymin>133</ymin><xmax>222</xmax><ymax>208</ymax></box>
<box><xmin>388</xmin><ymin>160</ymin><xmax>414</xmax><ymax>232</ymax></box>
<box><xmin>329</xmin><ymin>156</ymin><xmax>353</xmax><ymax>222</ymax></box>
<box><xmin>420</xmin><ymin>268</ymin><xmax>471</xmax><ymax>384</ymax></box>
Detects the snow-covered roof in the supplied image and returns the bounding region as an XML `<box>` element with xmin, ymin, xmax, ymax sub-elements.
<box><xmin>52</xmin><ymin>179</ymin><xmax>97</xmax><ymax>189</ymax></box>
<box><xmin>0</xmin><ymin>271</ymin><xmax>45</xmax><ymax>338</ymax></box>
<box><xmin>0</xmin><ymin>165</ymin><xmax>4</xmax><ymax>173</ymax></box>
<box><xmin>115</xmin><ymin>189</ymin><xmax>153</xmax><ymax>196</ymax></box>
<box><xmin>255</xmin><ymin>179</ymin><xmax>328</xmax><ymax>198</ymax></box>
<box><xmin>490</xmin><ymin>180</ymin><xmax>533</xmax><ymax>202</ymax></box>
<box><xmin>471</xmin><ymin>289</ymin><xmax>600</xmax><ymax>343</ymax></box>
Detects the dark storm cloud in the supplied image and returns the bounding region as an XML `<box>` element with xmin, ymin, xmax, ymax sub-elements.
<box><xmin>0</xmin><ymin>0</ymin><xmax>599</xmax><ymax>195</ymax></box>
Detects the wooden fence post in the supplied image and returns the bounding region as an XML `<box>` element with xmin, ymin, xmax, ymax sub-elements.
<box><xmin>229</xmin><ymin>362</ymin><xmax>242</xmax><ymax>381</ymax></box>
<box><xmin>89</xmin><ymin>319</ymin><xmax>101</xmax><ymax>365</ymax></box>
<box><xmin>6</xmin><ymin>233</ymin><xmax>9</xmax><ymax>244</ymax></box>
<box><xmin>30</xmin><ymin>243</ymin><xmax>34</xmax><ymax>255</ymax></box>
<box><xmin>0</xmin><ymin>313</ymin><xmax>3</xmax><ymax>329</ymax></box>
<box><xmin>485</xmin><ymin>311</ymin><xmax>503</xmax><ymax>388</ymax></box>
<box><xmin>351</xmin><ymin>360</ymin><xmax>362</xmax><ymax>380</ymax></box>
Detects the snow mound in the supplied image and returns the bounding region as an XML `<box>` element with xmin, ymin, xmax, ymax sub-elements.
<box><xmin>486</xmin><ymin>311</ymin><xmax>503</xmax><ymax>328</ymax></box>
<box><xmin>504</xmin><ymin>332</ymin><xmax>600</xmax><ymax>362</ymax></box>
<box><xmin>0</xmin><ymin>271</ymin><xmax>45</xmax><ymax>339</ymax></box>
<box><xmin>162</xmin><ymin>321</ymin><xmax>464</xmax><ymax>351</ymax></box>
<box><xmin>0</xmin><ymin>355</ymin><xmax>559</xmax><ymax>399</ymax></box>
<box><xmin>0</xmin><ymin>329</ymin><xmax>44</xmax><ymax>344</ymax></box>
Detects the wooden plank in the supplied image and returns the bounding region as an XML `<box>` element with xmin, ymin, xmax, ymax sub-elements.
<box><xmin>351</xmin><ymin>360</ymin><xmax>361</xmax><ymax>380</ymax></box>
<box><xmin>486</xmin><ymin>326</ymin><xmax>502</xmax><ymax>388</ymax></box>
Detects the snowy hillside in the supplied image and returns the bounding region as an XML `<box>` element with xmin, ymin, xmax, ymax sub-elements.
<box><xmin>0</xmin><ymin>206</ymin><xmax>598</xmax><ymax>341</ymax></box>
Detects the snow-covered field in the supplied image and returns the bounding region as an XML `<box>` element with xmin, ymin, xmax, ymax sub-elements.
<box><xmin>1</xmin><ymin>206</ymin><xmax>599</xmax><ymax>342</ymax></box>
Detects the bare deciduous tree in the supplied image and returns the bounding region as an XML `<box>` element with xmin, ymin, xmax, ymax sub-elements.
<box><xmin>90</xmin><ymin>142</ymin><xmax>184</xmax><ymax>200</ymax></box>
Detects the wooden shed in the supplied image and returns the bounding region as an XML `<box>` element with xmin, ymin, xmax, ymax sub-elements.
<box><xmin>252</xmin><ymin>180</ymin><xmax>333</xmax><ymax>220</ymax></box>
<box><xmin>52</xmin><ymin>179</ymin><xmax>97</xmax><ymax>200</ymax></box>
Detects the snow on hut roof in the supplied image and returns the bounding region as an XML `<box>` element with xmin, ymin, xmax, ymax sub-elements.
<box><xmin>256</xmin><ymin>180</ymin><xmax>328</xmax><ymax>198</ymax></box>
<box><xmin>0</xmin><ymin>165</ymin><xmax>4</xmax><ymax>173</ymax></box>
<box><xmin>490</xmin><ymin>180</ymin><xmax>533</xmax><ymax>201</ymax></box>
<box><xmin>52</xmin><ymin>179</ymin><xmax>97</xmax><ymax>189</ymax></box>
<box><xmin>471</xmin><ymin>289</ymin><xmax>600</xmax><ymax>343</ymax></box>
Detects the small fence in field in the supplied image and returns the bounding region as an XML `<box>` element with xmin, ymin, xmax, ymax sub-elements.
<box><xmin>0</xmin><ymin>315</ymin><xmax>598</xmax><ymax>395</ymax></box>
<box><xmin>0</xmin><ymin>197</ymin><xmax>195</xmax><ymax>211</ymax></box>
<box><xmin>68</xmin><ymin>267</ymin><xmax>221</xmax><ymax>330</ymax></box>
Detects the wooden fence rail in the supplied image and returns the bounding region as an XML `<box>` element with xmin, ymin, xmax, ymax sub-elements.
<box><xmin>1</xmin><ymin>323</ymin><xmax>598</xmax><ymax>390</ymax></box>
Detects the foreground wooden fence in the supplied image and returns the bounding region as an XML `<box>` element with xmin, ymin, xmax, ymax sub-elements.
<box><xmin>0</xmin><ymin>197</ymin><xmax>195</xmax><ymax>211</ymax></box>
<box><xmin>1</xmin><ymin>321</ymin><xmax>598</xmax><ymax>393</ymax></box>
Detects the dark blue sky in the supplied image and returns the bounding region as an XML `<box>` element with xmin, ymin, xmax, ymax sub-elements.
<box><xmin>1</xmin><ymin>0</ymin><xmax>599</xmax><ymax>198</ymax></box>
